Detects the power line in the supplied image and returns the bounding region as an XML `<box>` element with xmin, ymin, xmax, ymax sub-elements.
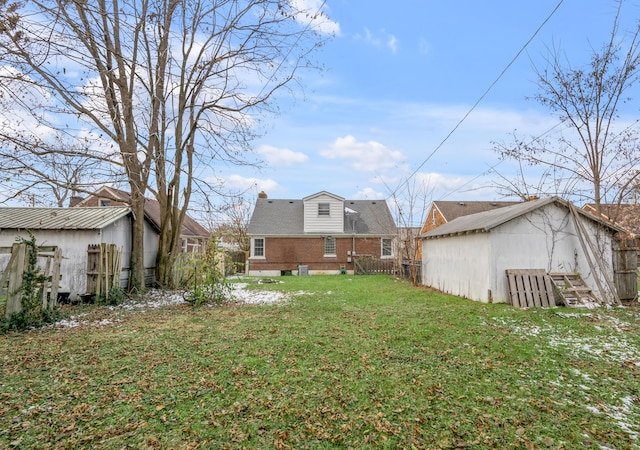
<box><xmin>391</xmin><ymin>0</ymin><xmax>565</xmax><ymax>198</ymax></box>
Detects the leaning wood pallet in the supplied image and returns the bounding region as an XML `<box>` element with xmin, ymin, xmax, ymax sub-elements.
<box><xmin>548</xmin><ymin>273</ymin><xmax>600</xmax><ymax>307</ymax></box>
<box><xmin>506</xmin><ymin>269</ymin><xmax>556</xmax><ymax>308</ymax></box>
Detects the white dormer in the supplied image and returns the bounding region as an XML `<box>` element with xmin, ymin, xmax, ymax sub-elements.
<box><xmin>303</xmin><ymin>191</ymin><xmax>344</xmax><ymax>233</ymax></box>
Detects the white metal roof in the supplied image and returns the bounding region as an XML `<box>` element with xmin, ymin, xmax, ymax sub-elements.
<box><xmin>0</xmin><ymin>207</ymin><xmax>132</xmax><ymax>230</ymax></box>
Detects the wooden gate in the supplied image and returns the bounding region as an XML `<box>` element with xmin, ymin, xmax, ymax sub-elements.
<box><xmin>86</xmin><ymin>244</ymin><xmax>123</xmax><ymax>297</ymax></box>
<box><xmin>613</xmin><ymin>238</ymin><xmax>638</xmax><ymax>302</ymax></box>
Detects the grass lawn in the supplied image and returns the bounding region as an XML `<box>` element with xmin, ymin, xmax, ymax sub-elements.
<box><xmin>1</xmin><ymin>275</ymin><xmax>639</xmax><ymax>449</ymax></box>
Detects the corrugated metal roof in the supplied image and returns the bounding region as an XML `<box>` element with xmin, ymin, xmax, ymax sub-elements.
<box><xmin>247</xmin><ymin>198</ymin><xmax>396</xmax><ymax>236</ymax></box>
<box><xmin>0</xmin><ymin>207</ymin><xmax>132</xmax><ymax>230</ymax></box>
<box><xmin>422</xmin><ymin>197</ymin><xmax>628</xmax><ymax>239</ymax></box>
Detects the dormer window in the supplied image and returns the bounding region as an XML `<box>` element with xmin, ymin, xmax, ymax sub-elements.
<box><xmin>318</xmin><ymin>203</ymin><xmax>330</xmax><ymax>217</ymax></box>
<box><xmin>100</xmin><ymin>199</ymin><xmax>111</xmax><ymax>207</ymax></box>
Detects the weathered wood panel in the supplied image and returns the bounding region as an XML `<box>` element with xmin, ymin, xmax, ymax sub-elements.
<box><xmin>505</xmin><ymin>269</ymin><xmax>556</xmax><ymax>308</ymax></box>
<box><xmin>613</xmin><ymin>239</ymin><xmax>638</xmax><ymax>302</ymax></box>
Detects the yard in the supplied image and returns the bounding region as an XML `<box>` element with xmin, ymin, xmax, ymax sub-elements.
<box><xmin>1</xmin><ymin>275</ymin><xmax>639</xmax><ymax>449</ymax></box>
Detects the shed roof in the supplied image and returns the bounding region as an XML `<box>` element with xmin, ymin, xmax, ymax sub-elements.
<box><xmin>433</xmin><ymin>200</ymin><xmax>520</xmax><ymax>221</ymax></box>
<box><xmin>0</xmin><ymin>207</ymin><xmax>131</xmax><ymax>230</ymax></box>
<box><xmin>247</xmin><ymin>198</ymin><xmax>396</xmax><ymax>236</ymax></box>
<box><xmin>422</xmin><ymin>197</ymin><xmax>627</xmax><ymax>239</ymax></box>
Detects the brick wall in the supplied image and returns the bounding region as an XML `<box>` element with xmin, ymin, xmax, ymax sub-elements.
<box><xmin>249</xmin><ymin>236</ymin><xmax>385</xmax><ymax>272</ymax></box>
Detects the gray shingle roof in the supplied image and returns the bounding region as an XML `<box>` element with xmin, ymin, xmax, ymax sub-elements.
<box><xmin>0</xmin><ymin>207</ymin><xmax>132</xmax><ymax>230</ymax></box>
<box><xmin>422</xmin><ymin>197</ymin><xmax>627</xmax><ymax>238</ymax></box>
<box><xmin>434</xmin><ymin>200</ymin><xmax>520</xmax><ymax>221</ymax></box>
<box><xmin>247</xmin><ymin>198</ymin><xmax>396</xmax><ymax>236</ymax></box>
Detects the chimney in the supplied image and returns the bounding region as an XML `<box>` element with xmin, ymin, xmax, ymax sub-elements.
<box><xmin>526</xmin><ymin>195</ymin><xmax>539</xmax><ymax>202</ymax></box>
<box><xmin>258</xmin><ymin>191</ymin><xmax>268</xmax><ymax>199</ymax></box>
<box><xmin>69</xmin><ymin>196</ymin><xmax>84</xmax><ymax>207</ymax></box>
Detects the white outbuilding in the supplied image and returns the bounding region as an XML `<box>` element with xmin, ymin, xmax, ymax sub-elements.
<box><xmin>0</xmin><ymin>207</ymin><xmax>159</xmax><ymax>300</ymax></box>
<box><xmin>420</xmin><ymin>197</ymin><xmax>632</xmax><ymax>305</ymax></box>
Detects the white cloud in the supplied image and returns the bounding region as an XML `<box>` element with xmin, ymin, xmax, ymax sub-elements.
<box><xmin>257</xmin><ymin>144</ymin><xmax>309</xmax><ymax>166</ymax></box>
<box><xmin>353</xmin><ymin>187</ymin><xmax>385</xmax><ymax>199</ymax></box>
<box><xmin>387</xmin><ymin>35</ymin><xmax>399</xmax><ymax>54</ymax></box>
<box><xmin>289</xmin><ymin>0</ymin><xmax>341</xmax><ymax>35</ymax></box>
<box><xmin>223</xmin><ymin>174</ymin><xmax>280</xmax><ymax>193</ymax></box>
<box><xmin>320</xmin><ymin>135</ymin><xmax>405</xmax><ymax>172</ymax></box>
<box><xmin>355</xmin><ymin>28</ymin><xmax>399</xmax><ymax>53</ymax></box>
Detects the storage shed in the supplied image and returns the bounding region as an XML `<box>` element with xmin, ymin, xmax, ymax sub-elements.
<box><xmin>0</xmin><ymin>207</ymin><xmax>159</xmax><ymax>300</ymax></box>
<box><xmin>420</xmin><ymin>197</ymin><xmax>630</xmax><ymax>305</ymax></box>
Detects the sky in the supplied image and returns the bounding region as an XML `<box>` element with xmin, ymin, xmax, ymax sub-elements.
<box><xmin>210</xmin><ymin>0</ymin><xmax>640</xmax><ymax>222</ymax></box>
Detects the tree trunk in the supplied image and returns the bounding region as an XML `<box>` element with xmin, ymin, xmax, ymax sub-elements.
<box><xmin>128</xmin><ymin>188</ymin><xmax>146</xmax><ymax>294</ymax></box>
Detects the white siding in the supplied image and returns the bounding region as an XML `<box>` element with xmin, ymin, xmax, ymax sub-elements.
<box><xmin>422</xmin><ymin>232</ymin><xmax>491</xmax><ymax>301</ymax></box>
<box><xmin>422</xmin><ymin>203</ymin><xmax>617</xmax><ymax>304</ymax></box>
<box><xmin>488</xmin><ymin>207</ymin><xmax>615</xmax><ymax>303</ymax></box>
<box><xmin>0</xmin><ymin>228</ymin><xmax>104</xmax><ymax>299</ymax></box>
<box><xmin>303</xmin><ymin>193</ymin><xmax>344</xmax><ymax>233</ymax></box>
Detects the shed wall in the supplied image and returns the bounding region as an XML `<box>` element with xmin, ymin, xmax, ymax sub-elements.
<box><xmin>489</xmin><ymin>207</ymin><xmax>615</xmax><ymax>303</ymax></box>
<box><xmin>0</xmin><ymin>229</ymin><xmax>106</xmax><ymax>299</ymax></box>
<box><xmin>421</xmin><ymin>232</ymin><xmax>491</xmax><ymax>301</ymax></box>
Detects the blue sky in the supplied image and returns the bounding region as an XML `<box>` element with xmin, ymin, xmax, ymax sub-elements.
<box><xmin>212</xmin><ymin>0</ymin><xmax>640</xmax><ymax>220</ymax></box>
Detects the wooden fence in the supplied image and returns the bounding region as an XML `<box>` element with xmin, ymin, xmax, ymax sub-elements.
<box><xmin>86</xmin><ymin>244</ymin><xmax>123</xmax><ymax>297</ymax></box>
<box><xmin>354</xmin><ymin>256</ymin><xmax>396</xmax><ymax>275</ymax></box>
<box><xmin>0</xmin><ymin>243</ymin><xmax>61</xmax><ymax>319</ymax></box>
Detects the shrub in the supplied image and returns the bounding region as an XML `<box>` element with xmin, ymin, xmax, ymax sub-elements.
<box><xmin>181</xmin><ymin>239</ymin><xmax>232</xmax><ymax>306</ymax></box>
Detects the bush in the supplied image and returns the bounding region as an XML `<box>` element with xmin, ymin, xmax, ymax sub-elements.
<box><xmin>181</xmin><ymin>239</ymin><xmax>232</xmax><ymax>306</ymax></box>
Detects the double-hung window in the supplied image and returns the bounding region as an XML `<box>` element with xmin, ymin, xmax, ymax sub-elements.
<box><xmin>252</xmin><ymin>238</ymin><xmax>265</xmax><ymax>258</ymax></box>
<box><xmin>381</xmin><ymin>238</ymin><xmax>392</xmax><ymax>258</ymax></box>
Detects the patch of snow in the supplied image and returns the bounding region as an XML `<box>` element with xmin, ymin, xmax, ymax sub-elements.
<box><xmin>230</xmin><ymin>283</ymin><xmax>292</xmax><ymax>304</ymax></box>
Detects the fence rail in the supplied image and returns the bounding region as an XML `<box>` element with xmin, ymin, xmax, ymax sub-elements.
<box><xmin>354</xmin><ymin>257</ymin><xmax>396</xmax><ymax>275</ymax></box>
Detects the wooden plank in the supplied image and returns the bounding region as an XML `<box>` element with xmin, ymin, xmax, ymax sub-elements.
<box><xmin>543</xmin><ymin>275</ymin><xmax>556</xmax><ymax>307</ymax></box>
<box><xmin>528</xmin><ymin>274</ymin><xmax>542</xmax><ymax>307</ymax></box>
<box><xmin>506</xmin><ymin>270</ymin><xmax>520</xmax><ymax>306</ymax></box>
<box><xmin>6</xmin><ymin>243</ymin><xmax>26</xmax><ymax>318</ymax></box>
<box><xmin>514</xmin><ymin>273</ymin><xmax>528</xmax><ymax>307</ymax></box>
<box><xmin>41</xmin><ymin>255</ymin><xmax>52</xmax><ymax>310</ymax></box>
<box><xmin>49</xmin><ymin>248</ymin><xmax>61</xmax><ymax>309</ymax></box>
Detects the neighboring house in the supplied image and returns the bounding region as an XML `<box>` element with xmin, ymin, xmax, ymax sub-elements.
<box><xmin>74</xmin><ymin>186</ymin><xmax>210</xmax><ymax>252</ymax></box>
<box><xmin>582</xmin><ymin>203</ymin><xmax>640</xmax><ymax>235</ymax></box>
<box><xmin>420</xmin><ymin>197</ymin><xmax>629</xmax><ymax>304</ymax></box>
<box><xmin>0</xmin><ymin>206</ymin><xmax>158</xmax><ymax>300</ymax></box>
<box><xmin>416</xmin><ymin>200</ymin><xmax>519</xmax><ymax>260</ymax></box>
<box><xmin>247</xmin><ymin>191</ymin><xmax>397</xmax><ymax>276</ymax></box>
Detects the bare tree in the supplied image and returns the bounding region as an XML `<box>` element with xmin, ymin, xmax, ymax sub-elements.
<box><xmin>387</xmin><ymin>176</ymin><xmax>432</xmax><ymax>285</ymax></box>
<box><xmin>0</xmin><ymin>0</ymin><xmax>328</xmax><ymax>290</ymax></box>
<box><xmin>210</xmin><ymin>196</ymin><xmax>252</xmax><ymax>253</ymax></box>
<box><xmin>495</xmin><ymin>2</ymin><xmax>640</xmax><ymax>214</ymax></box>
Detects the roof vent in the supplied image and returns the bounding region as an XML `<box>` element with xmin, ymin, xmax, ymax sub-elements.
<box><xmin>268</xmin><ymin>200</ymin><xmax>273</xmax><ymax>203</ymax></box>
<box><xmin>372</xmin><ymin>201</ymin><xmax>377</xmax><ymax>204</ymax></box>
<box><xmin>459</xmin><ymin>202</ymin><xmax>466</xmax><ymax>206</ymax></box>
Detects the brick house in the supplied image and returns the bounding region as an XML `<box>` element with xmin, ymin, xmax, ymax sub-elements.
<box><xmin>247</xmin><ymin>191</ymin><xmax>397</xmax><ymax>276</ymax></box>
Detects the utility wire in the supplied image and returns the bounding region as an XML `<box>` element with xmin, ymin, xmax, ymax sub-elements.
<box><xmin>391</xmin><ymin>0</ymin><xmax>565</xmax><ymax>198</ymax></box>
